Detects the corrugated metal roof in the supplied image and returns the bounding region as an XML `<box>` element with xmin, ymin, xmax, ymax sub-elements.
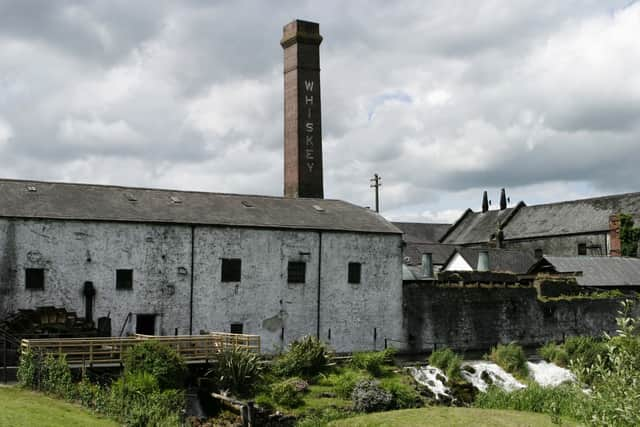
<box><xmin>392</xmin><ymin>222</ymin><xmax>451</xmax><ymax>243</ymax></box>
<box><xmin>0</xmin><ymin>179</ymin><xmax>401</xmax><ymax>234</ymax></box>
<box><xmin>542</xmin><ymin>256</ymin><xmax>640</xmax><ymax>287</ymax></box>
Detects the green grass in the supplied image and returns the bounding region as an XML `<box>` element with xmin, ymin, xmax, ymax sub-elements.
<box><xmin>0</xmin><ymin>386</ymin><xmax>118</xmax><ymax>427</ymax></box>
<box><xmin>329</xmin><ymin>407</ymin><xmax>580</xmax><ymax>426</ymax></box>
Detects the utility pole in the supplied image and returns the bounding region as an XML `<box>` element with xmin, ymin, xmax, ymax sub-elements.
<box><xmin>370</xmin><ymin>173</ymin><xmax>382</xmax><ymax>213</ymax></box>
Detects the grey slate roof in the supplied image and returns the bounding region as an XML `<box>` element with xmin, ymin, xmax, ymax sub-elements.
<box><xmin>440</xmin><ymin>207</ymin><xmax>517</xmax><ymax>245</ymax></box>
<box><xmin>444</xmin><ymin>247</ymin><xmax>537</xmax><ymax>274</ymax></box>
<box><xmin>504</xmin><ymin>192</ymin><xmax>640</xmax><ymax>239</ymax></box>
<box><xmin>392</xmin><ymin>222</ymin><xmax>451</xmax><ymax>243</ymax></box>
<box><xmin>403</xmin><ymin>242</ymin><xmax>457</xmax><ymax>266</ymax></box>
<box><xmin>0</xmin><ymin>179</ymin><xmax>401</xmax><ymax>234</ymax></box>
<box><xmin>535</xmin><ymin>256</ymin><xmax>640</xmax><ymax>287</ymax></box>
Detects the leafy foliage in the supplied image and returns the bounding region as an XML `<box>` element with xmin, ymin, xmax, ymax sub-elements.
<box><xmin>270</xmin><ymin>377</ymin><xmax>306</xmax><ymax>408</ymax></box>
<box><xmin>538</xmin><ymin>342</ymin><xmax>569</xmax><ymax>367</ymax></box>
<box><xmin>211</xmin><ymin>346</ymin><xmax>263</xmax><ymax>397</ymax></box>
<box><xmin>563</xmin><ymin>336</ymin><xmax>608</xmax><ymax>384</ymax></box>
<box><xmin>380</xmin><ymin>379</ymin><xmax>422</xmax><ymax>409</ymax></box>
<box><xmin>273</xmin><ymin>336</ymin><xmax>332</xmax><ymax>379</ymax></box>
<box><xmin>351</xmin><ymin>349</ymin><xmax>395</xmax><ymax>377</ymax></box>
<box><xmin>487</xmin><ymin>343</ymin><xmax>529</xmax><ymax>379</ymax></box>
<box><xmin>123</xmin><ymin>340</ymin><xmax>187</xmax><ymax>390</ymax></box>
<box><xmin>42</xmin><ymin>354</ymin><xmax>74</xmax><ymax>399</ymax></box>
<box><xmin>474</xmin><ymin>383</ymin><xmax>588</xmax><ymax>423</ymax></box>
<box><xmin>17</xmin><ymin>349</ymin><xmax>40</xmax><ymax>388</ymax></box>
<box><xmin>428</xmin><ymin>348</ymin><xmax>463</xmax><ymax>381</ymax></box>
<box><xmin>351</xmin><ymin>379</ymin><xmax>392</xmax><ymax>413</ymax></box>
<box><xmin>325</xmin><ymin>370</ymin><xmax>372</xmax><ymax>399</ymax></box>
<box><xmin>619</xmin><ymin>213</ymin><xmax>640</xmax><ymax>257</ymax></box>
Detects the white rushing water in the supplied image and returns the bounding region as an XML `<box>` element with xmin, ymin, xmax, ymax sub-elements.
<box><xmin>407</xmin><ymin>366</ymin><xmax>452</xmax><ymax>400</ymax></box>
<box><xmin>460</xmin><ymin>361</ymin><xmax>526</xmax><ymax>393</ymax></box>
<box><xmin>409</xmin><ymin>360</ymin><xmax>577</xmax><ymax>398</ymax></box>
<box><xmin>527</xmin><ymin>360</ymin><xmax>576</xmax><ymax>387</ymax></box>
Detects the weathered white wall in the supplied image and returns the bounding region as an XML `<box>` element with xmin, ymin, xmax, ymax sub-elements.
<box><xmin>0</xmin><ymin>218</ymin><xmax>404</xmax><ymax>353</ymax></box>
<box><xmin>445</xmin><ymin>253</ymin><xmax>473</xmax><ymax>271</ymax></box>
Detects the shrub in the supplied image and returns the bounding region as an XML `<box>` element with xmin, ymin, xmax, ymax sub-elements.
<box><xmin>487</xmin><ymin>343</ymin><xmax>529</xmax><ymax>379</ymax></box>
<box><xmin>428</xmin><ymin>348</ymin><xmax>463</xmax><ymax>381</ymax></box>
<box><xmin>123</xmin><ymin>340</ymin><xmax>187</xmax><ymax>390</ymax></box>
<box><xmin>211</xmin><ymin>346</ymin><xmax>263</xmax><ymax>397</ymax></box>
<box><xmin>351</xmin><ymin>379</ymin><xmax>392</xmax><ymax>413</ymax></box>
<box><xmin>270</xmin><ymin>377</ymin><xmax>306</xmax><ymax>408</ymax></box>
<box><xmin>563</xmin><ymin>336</ymin><xmax>608</xmax><ymax>384</ymax></box>
<box><xmin>538</xmin><ymin>342</ymin><xmax>569</xmax><ymax>367</ymax></box>
<box><xmin>17</xmin><ymin>349</ymin><xmax>40</xmax><ymax>389</ymax></box>
<box><xmin>109</xmin><ymin>371</ymin><xmax>185</xmax><ymax>427</ymax></box>
<box><xmin>273</xmin><ymin>336</ymin><xmax>331</xmax><ymax>378</ymax></box>
<box><xmin>380</xmin><ymin>379</ymin><xmax>422</xmax><ymax>409</ymax></box>
<box><xmin>77</xmin><ymin>375</ymin><xmax>105</xmax><ymax>410</ymax></box>
<box><xmin>329</xmin><ymin>370</ymin><xmax>372</xmax><ymax>399</ymax></box>
<box><xmin>42</xmin><ymin>354</ymin><xmax>74</xmax><ymax>398</ymax></box>
<box><xmin>351</xmin><ymin>349</ymin><xmax>395</xmax><ymax>377</ymax></box>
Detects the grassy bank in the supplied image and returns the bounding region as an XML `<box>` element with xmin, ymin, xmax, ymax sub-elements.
<box><xmin>329</xmin><ymin>407</ymin><xmax>579</xmax><ymax>427</ymax></box>
<box><xmin>0</xmin><ymin>386</ymin><xmax>118</xmax><ymax>427</ymax></box>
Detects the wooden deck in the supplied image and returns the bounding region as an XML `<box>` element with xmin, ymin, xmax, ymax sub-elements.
<box><xmin>20</xmin><ymin>332</ymin><xmax>260</xmax><ymax>366</ymax></box>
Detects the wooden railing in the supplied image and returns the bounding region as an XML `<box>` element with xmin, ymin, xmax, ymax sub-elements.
<box><xmin>20</xmin><ymin>333</ymin><xmax>260</xmax><ymax>366</ymax></box>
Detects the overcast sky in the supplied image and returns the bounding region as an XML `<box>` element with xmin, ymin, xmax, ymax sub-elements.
<box><xmin>1</xmin><ymin>1</ymin><xmax>639</xmax><ymax>223</ymax></box>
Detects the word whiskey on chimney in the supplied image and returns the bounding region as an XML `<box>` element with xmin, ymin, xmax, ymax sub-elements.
<box><xmin>281</xmin><ymin>20</ymin><xmax>324</xmax><ymax>198</ymax></box>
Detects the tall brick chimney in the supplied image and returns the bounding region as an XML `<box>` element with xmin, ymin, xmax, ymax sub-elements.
<box><xmin>609</xmin><ymin>214</ymin><xmax>621</xmax><ymax>256</ymax></box>
<box><xmin>281</xmin><ymin>20</ymin><xmax>324</xmax><ymax>198</ymax></box>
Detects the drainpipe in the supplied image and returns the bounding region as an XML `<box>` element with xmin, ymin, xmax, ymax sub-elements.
<box><xmin>189</xmin><ymin>225</ymin><xmax>195</xmax><ymax>335</ymax></box>
<box><xmin>316</xmin><ymin>231</ymin><xmax>323</xmax><ymax>339</ymax></box>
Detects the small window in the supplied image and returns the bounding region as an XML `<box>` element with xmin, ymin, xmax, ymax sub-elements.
<box><xmin>348</xmin><ymin>262</ymin><xmax>361</xmax><ymax>284</ymax></box>
<box><xmin>230</xmin><ymin>323</ymin><xmax>244</xmax><ymax>334</ymax></box>
<box><xmin>578</xmin><ymin>243</ymin><xmax>587</xmax><ymax>256</ymax></box>
<box><xmin>116</xmin><ymin>269</ymin><xmax>133</xmax><ymax>290</ymax></box>
<box><xmin>287</xmin><ymin>261</ymin><xmax>306</xmax><ymax>283</ymax></box>
<box><xmin>25</xmin><ymin>268</ymin><xmax>44</xmax><ymax>290</ymax></box>
<box><xmin>534</xmin><ymin>248</ymin><xmax>543</xmax><ymax>259</ymax></box>
<box><xmin>221</xmin><ymin>258</ymin><xmax>241</xmax><ymax>282</ymax></box>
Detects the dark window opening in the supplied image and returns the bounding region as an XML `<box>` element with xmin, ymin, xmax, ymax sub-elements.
<box><xmin>116</xmin><ymin>269</ymin><xmax>133</xmax><ymax>290</ymax></box>
<box><xmin>230</xmin><ymin>323</ymin><xmax>244</xmax><ymax>334</ymax></box>
<box><xmin>221</xmin><ymin>258</ymin><xmax>241</xmax><ymax>282</ymax></box>
<box><xmin>287</xmin><ymin>261</ymin><xmax>306</xmax><ymax>283</ymax></box>
<box><xmin>25</xmin><ymin>268</ymin><xmax>44</xmax><ymax>290</ymax></box>
<box><xmin>136</xmin><ymin>314</ymin><xmax>156</xmax><ymax>335</ymax></box>
<box><xmin>348</xmin><ymin>262</ymin><xmax>362</xmax><ymax>284</ymax></box>
<box><xmin>578</xmin><ymin>243</ymin><xmax>587</xmax><ymax>256</ymax></box>
<box><xmin>534</xmin><ymin>248</ymin><xmax>543</xmax><ymax>259</ymax></box>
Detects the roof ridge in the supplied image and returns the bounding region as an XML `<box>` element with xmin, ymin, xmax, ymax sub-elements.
<box><xmin>0</xmin><ymin>177</ymin><xmax>342</xmax><ymax>202</ymax></box>
<box><xmin>525</xmin><ymin>191</ymin><xmax>640</xmax><ymax>209</ymax></box>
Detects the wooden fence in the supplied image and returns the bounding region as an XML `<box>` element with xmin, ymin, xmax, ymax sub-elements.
<box><xmin>20</xmin><ymin>332</ymin><xmax>260</xmax><ymax>366</ymax></box>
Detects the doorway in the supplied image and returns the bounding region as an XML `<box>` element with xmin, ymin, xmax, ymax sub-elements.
<box><xmin>136</xmin><ymin>314</ymin><xmax>156</xmax><ymax>335</ymax></box>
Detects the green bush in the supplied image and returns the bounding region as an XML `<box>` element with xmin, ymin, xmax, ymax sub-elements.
<box><xmin>211</xmin><ymin>346</ymin><xmax>263</xmax><ymax>397</ymax></box>
<box><xmin>270</xmin><ymin>377</ymin><xmax>305</xmax><ymax>408</ymax></box>
<box><xmin>428</xmin><ymin>348</ymin><xmax>463</xmax><ymax>381</ymax></box>
<box><xmin>123</xmin><ymin>340</ymin><xmax>187</xmax><ymax>390</ymax></box>
<box><xmin>351</xmin><ymin>379</ymin><xmax>392</xmax><ymax>413</ymax></box>
<box><xmin>563</xmin><ymin>336</ymin><xmax>607</xmax><ymax>384</ymax></box>
<box><xmin>17</xmin><ymin>349</ymin><xmax>40</xmax><ymax>389</ymax></box>
<box><xmin>538</xmin><ymin>342</ymin><xmax>569</xmax><ymax>367</ymax></box>
<box><xmin>474</xmin><ymin>383</ymin><xmax>587</xmax><ymax>423</ymax></box>
<box><xmin>351</xmin><ymin>349</ymin><xmax>395</xmax><ymax>377</ymax></box>
<box><xmin>380</xmin><ymin>379</ymin><xmax>422</xmax><ymax>409</ymax></box>
<box><xmin>109</xmin><ymin>371</ymin><xmax>185</xmax><ymax>427</ymax></box>
<box><xmin>273</xmin><ymin>336</ymin><xmax>332</xmax><ymax>379</ymax></box>
<box><xmin>487</xmin><ymin>343</ymin><xmax>529</xmax><ymax>379</ymax></box>
<box><xmin>42</xmin><ymin>354</ymin><xmax>74</xmax><ymax>399</ymax></box>
<box><xmin>329</xmin><ymin>370</ymin><xmax>372</xmax><ymax>399</ymax></box>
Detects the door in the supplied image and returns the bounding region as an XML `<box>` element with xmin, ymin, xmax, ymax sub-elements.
<box><xmin>135</xmin><ymin>314</ymin><xmax>156</xmax><ymax>335</ymax></box>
